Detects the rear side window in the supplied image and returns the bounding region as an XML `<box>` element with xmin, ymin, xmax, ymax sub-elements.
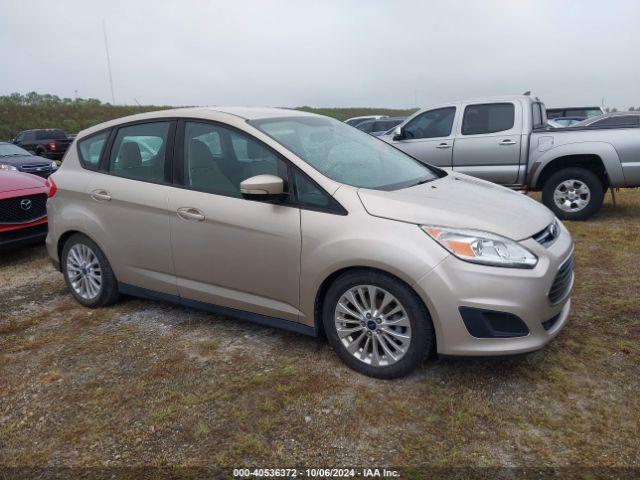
<box><xmin>109</xmin><ymin>122</ymin><xmax>170</xmax><ymax>183</ymax></box>
<box><xmin>462</xmin><ymin>103</ymin><xmax>515</xmax><ymax>135</ymax></box>
<box><xmin>404</xmin><ymin>107</ymin><xmax>456</xmax><ymax>139</ymax></box>
<box><xmin>78</xmin><ymin>131</ymin><xmax>109</xmax><ymax>170</ymax></box>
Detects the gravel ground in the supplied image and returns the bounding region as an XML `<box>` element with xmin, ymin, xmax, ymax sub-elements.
<box><xmin>1</xmin><ymin>190</ymin><xmax>638</xmax><ymax>478</ymax></box>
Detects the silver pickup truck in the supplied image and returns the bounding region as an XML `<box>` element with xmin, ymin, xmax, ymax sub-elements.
<box><xmin>380</xmin><ymin>95</ymin><xmax>640</xmax><ymax>220</ymax></box>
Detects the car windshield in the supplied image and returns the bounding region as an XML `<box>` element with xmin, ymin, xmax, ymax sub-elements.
<box><xmin>250</xmin><ymin>116</ymin><xmax>441</xmax><ymax>190</ymax></box>
<box><xmin>0</xmin><ymin>143</ymin><xmax>31</xmax><ymax>157</ymax></box>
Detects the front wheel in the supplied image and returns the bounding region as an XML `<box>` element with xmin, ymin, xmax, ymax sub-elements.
<box><xmin>62</xmin><ymin>234</ymin><xmax>120</xmax><ymax>308</ymax></box>
<box><xmin>323</xmin><ymin>270</ymin><xmax>434</xmax><ymax>379</ymax></box>
<box><xmin>541</xmin><ymin>167</ymin><xmax>604</xmax><ymax>221</ymax></box>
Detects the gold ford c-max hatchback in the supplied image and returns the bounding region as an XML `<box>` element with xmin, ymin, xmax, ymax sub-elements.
<box><xmin>46</xmin><ymin>107</ymin><xmax>574</xmax><ymax>378</ymax></box>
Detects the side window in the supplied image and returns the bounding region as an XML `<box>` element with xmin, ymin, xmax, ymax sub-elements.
<box><xmin>403</xmin><ymin>107</ymin><xmax>455</xmax><ymax>139</ymax></box>
<box><xmin>184</xmin><ymin>121</ymin><xmax>285</xmax><ymax>198</ymax></box>
<box><xmin>594</xmin><ymin>115</ymin><xmax>640</xmax><ymax>127</ymax></box>
<box><xmin>293</xmin><ymin>169</ymin><xmax>331</xmax><ymax>209</ymax></box>
<box><xmin>462</xmin><ymin>103</ymin><xmax>515</xmax><ymax>135</ymax></box>
<box><xmin>109</xmin><ymin>122</ymin><xmax>170</xmax><ymax>183</ymax></box>
<box><xmin>357</xmin><ymin>121</ymin><xmax>375</xmax><ymax>133</ymax></box>
<box><xmin>78</xmin><ymin>131</ymin><xmax>109</xmax><ymax>170</ymax></box>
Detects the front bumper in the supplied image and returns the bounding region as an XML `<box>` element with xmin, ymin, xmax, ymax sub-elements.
<box><xmin>415</xmin><ymin>224</ymin><xmax>574</xmax><ymax>356</ymax></box>
<box><xmin>0</xmin><ymin>219</ymin><xmax>48</xmax><ymax>249</ymax></box>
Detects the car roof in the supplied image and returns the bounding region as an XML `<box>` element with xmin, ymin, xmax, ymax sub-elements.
<box><xmin>19</xmin><ymin>128</ymin><xmax>65</xmax><ymax>132</ymax></box>
<box><xmin>76</xmin><ymin>106</ymin><xmax>322</xmax><ymax>138</ymax></box>
<box><xmin>205</xmin><ymin>106</ymin><xmax>315</xmax><ymax>120</ymax></box>
<box><xmin>547</xmin><ymin>106</ymin><xmax>602</xmax><ymax>110</ymax></box>
<box><xmin>573</xmin><ymin>111</ymin><xmax>640</xmax><ymax>126</ymax></box>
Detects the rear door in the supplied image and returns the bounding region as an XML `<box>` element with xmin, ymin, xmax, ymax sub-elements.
<box><xmin>452</xmin><ymin>102</ymin><xmax>521</xmax><ymax>184</ymax></box>
<box><xmin>388</xmin><ymin>107</ymin><xmax>457</xmax><ymax>168</ymax></box>
<box><xmin>84</xmin><ymin>120</ymin><xmax>178</xmax><ymax>295</ymax></box>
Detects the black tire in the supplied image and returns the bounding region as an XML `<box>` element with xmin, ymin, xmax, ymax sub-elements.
<box><xmin>541</xmin><ymin>167</ymin><xmax>604</xmax><ymax>221</ymax></box>
<box><xmin>35</xmin><ymin>147</ymin><xmax>47</xmax><ymax>158</ymax></box>
<box><xmin>61</xmin><ymin>234</ymin><xmax>120</xmax><ymax>308</ymax></box>
<box><xmin>322</xmin><ymin>270</ymin><xmax>434</xmax><ymax>379</ymax></box>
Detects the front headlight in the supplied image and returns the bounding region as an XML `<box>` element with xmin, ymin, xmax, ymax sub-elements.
<box><xmin>0</xmin><ymin>164</ymin><xmax>18</xmax><ymax>171</ymax></box>
<box><xmin>50</xmin><ymin>161</ymin><xmax>58</xmax><ymax>169</ymax></box>
<box><xmin>421</xmin><ymin>225</ymin><xmax>538</xmax><ymax>269</ymax></box>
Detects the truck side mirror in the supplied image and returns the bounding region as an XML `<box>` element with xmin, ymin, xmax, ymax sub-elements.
<box><xmin>392</xmin><ymin>126</ymin><xmax>404</xmax><ymax>141</ymax></box>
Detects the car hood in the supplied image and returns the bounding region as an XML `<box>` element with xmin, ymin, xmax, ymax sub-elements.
<box><xmin>0</xmin><ymin>154</ymin><xmax>50</xmax><ymax>167</ymax></box>
<box><xmin>0</xmin><ymin>171</ymin><xmax>47</xmax><ymax>193</ymax></box>
<box><xmin>357</xmin><ymin>173</ymin><xmax>553</xmax><ymax>241</ymax></box>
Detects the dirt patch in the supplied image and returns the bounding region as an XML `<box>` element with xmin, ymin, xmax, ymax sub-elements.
<box><xmin>1</xmin><ymin>190</ymin><xmax>639</xmax><ymax>471</ymax></box>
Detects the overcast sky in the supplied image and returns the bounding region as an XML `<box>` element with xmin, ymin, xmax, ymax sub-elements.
<box><xmin>1</xmin><ymin>0</ymin><xmax>638</xmax><ymax>109</ymax></box>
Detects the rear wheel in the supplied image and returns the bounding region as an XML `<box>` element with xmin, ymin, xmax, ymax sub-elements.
<box><xmin>61</xmin><ymin>234</ymin><xmax>119</xmax><ymax>308</ymax></box>
<box><xmin>323</xmin><ymin>270</ymin><xmax>434</xmax><ymax>379</ymax></box>
<box><xmin>542</xmin><ymin>167</ymin><xmax>604</xmax><ymax>221</ymax></box>
<box><xmin>35</xmin><ymin>147</ymin><xmax>47</xmax><ymax>157</ymax></box>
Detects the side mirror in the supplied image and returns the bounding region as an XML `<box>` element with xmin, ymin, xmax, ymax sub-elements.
<box><xmin>392</xmin><ymin>126</ymin><xmax>404</xmax><ymax>140</ymax></box>
<box><xmin>240</xmin><ymin>174</ymin><xmax>285</xmax><ymax>201</ymax></box>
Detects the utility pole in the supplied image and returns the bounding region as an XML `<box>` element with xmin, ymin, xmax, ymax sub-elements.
<box><xmin>102</xmin><ymin>19</ymin><xmax>116</xmax><ymax>105</ymax></box>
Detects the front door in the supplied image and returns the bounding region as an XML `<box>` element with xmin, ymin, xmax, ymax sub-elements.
<box><xmin>389</xmin><ymin>107</ymin><xmax>456</xmax><ymax>169</ymax></box>
<box><xmin>168</xmin><ymin>120</ymin><xmax>302</xmax><ymax>321</ymax></box>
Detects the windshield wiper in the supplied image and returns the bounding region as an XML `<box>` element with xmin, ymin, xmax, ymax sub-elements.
<box><xmin>408</xmin><ymin>177</ymin><xmax>434</xmax><ymax>187</ymax></box>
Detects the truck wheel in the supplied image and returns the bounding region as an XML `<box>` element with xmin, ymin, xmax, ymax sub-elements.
<box><xmin>35</xmin><ymin>147</ymin><xmax>47</xmax><ymax>158</ymax></box>
<box><xmin>542</xmin><ymin>168</ymin><xmax>604</xmax><ymax>221</ymax></box>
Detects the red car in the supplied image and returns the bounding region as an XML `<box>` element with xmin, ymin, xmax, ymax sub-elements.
<box><xmin>0</xmin><ymin>171</ymin><xmax>54</xmax><ymax>248</ymax></box>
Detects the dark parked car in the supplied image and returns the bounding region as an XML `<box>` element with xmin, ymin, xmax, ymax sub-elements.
<box><xmin>0</xmin><ymin>170</ymin><xmax>51</xmax><ymax>249</ymax></box>
<box><xmin>11</xmin><ymin>129</ymin><xmax>72</xmax><ymax>160</ymax></box>
<box><xmin>0</xmin><ymin>142</ymin><xmax>59</xmax><ymax>178</ymax></box>
<box><xmin>356</xmin><ymin>117</ymin><xmax>406</xmax><ymax>136</ymax></box>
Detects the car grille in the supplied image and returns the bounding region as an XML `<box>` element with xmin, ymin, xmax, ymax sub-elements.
<box><xmin>19</xmin><ymin>163</ymin><xmax>53</xmax><ymax>178</ymax></box>
<box><xmin>0</xmin><ymin>193</ymin><xmax>47</xmax><ymax>224</ymax></box>
<box><xmin>533</xmin><ymin>221</ymin><xmax>559</xmax><ymax>247</ymax></box>
<box><xmin>548</xmin><ymin>255</ymin><xmax>574</xmax><ymax>304</ymax></box>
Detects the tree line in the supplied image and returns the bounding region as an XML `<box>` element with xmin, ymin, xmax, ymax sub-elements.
<box><xmin>0</xmin><ymin>92</ymin><xmax>416</xmax><ymax>141</ymax></box>
<box><xmin>0</xmin><ymin>92</ymin><xmax>169</xmax><ymax>140</ymax></box>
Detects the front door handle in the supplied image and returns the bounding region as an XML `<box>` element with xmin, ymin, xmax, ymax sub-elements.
<box><xmin>436</xmin><ymin>143</ymin><xmax>452</xmax><ymax>149</ymax></box>
<box><xmin>177</xmin><ymin>207</ymin><xmax>205</xmax><ymax>222</ymax></box>
<box><xmin>90</xmin><ymin>189</ymin><xmax>112</xmax><ymax>202</ymax></box>
<box><xmin>499</xmin><ymin>139</ymin><xmax>517</xmax><ymax>146</ymax></box>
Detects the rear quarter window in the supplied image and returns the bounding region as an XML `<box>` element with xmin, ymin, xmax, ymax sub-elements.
<box><xmin>78</xmin><ymin>131</ymin><xmax>110</xmax><ymax>170</ymax></box>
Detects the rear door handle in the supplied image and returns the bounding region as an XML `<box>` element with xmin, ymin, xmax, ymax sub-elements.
<box><xmin>90</xmin><ymin>189</ymin><xmax>111</xmax><ymax>202</ymax></box>
<box><xmin>436</xmin><ymin>142</ymin><xmax>452</xmax><ymax>149</ymax></box>
<box><xmin>499</xmin><ymin>139</ymin><xmax>517</xmax><ymax>145</ymax></box>
<box><xmin>177</xmin><ymin>207</ymin><xmax>205</xmax><ymax>222</ymax></box>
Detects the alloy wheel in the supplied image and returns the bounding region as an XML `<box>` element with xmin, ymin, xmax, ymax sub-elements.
<box><xmin>334</xmin><ymin>285</ymin><xmax>412</xmax><ymax>367</ymax></box>
<box><xmin>66</xmin><ymin>244</ymin><xmax>103</xmax><ymax>300</ymax></box>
